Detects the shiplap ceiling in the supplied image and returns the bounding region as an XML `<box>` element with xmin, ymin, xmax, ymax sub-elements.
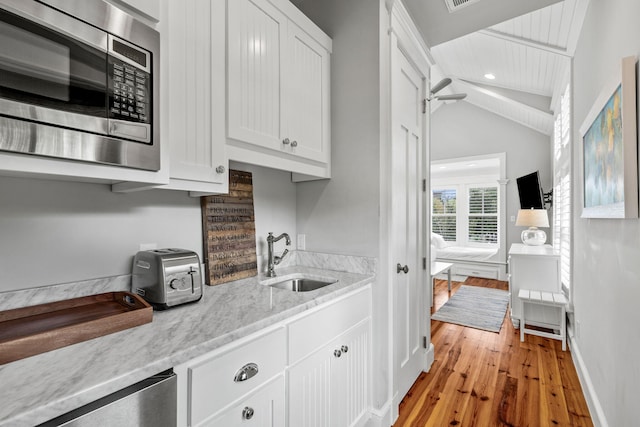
<box><xmin>406</xmin><ymin>0</ymin><xmax>590</xmax><ymax>135</ymax></box>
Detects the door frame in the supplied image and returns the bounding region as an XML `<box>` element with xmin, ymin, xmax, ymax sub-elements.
<box><xmin>379</xmin><ymin>1</ymin><xmax>435</xmax><ymax>422</ymax></box>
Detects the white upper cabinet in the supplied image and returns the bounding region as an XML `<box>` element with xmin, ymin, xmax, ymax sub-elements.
<box><xmin>285</xmin><ymin>22</ymin><xmax>331</xmax><ymax>163</ymax></box>
<box><xmin>227</xmin><ymin>0</ymin><xmax>332</xmax><ymax>179</ymax></box>
<box><xmin>158</xmin><ymin>0</ymin><xmax>228</xmax><ymax>195</ymax></box>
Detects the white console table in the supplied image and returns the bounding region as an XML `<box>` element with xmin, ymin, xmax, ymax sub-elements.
<box><xmin>508</xmin><ymin>244</ymin><xmax>561</xmax><ymax>329</ymax></box>
<box><xmin>430</xmin><ymin>262</ymin><xmax>453</xmax><ymax>307</ymax></box>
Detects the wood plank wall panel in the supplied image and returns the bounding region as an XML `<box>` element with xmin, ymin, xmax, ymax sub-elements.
<box><xmin>201</xmin><ymin>170</ymin><xmax>257</xmax><ymax>285</ymax></box>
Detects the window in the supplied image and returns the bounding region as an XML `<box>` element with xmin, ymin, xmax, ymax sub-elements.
<box><xmin>431</xmin><ymin>184</ymin><xmax>499</xmax><ymax>246</ymax></box>
<box><xmin>553</xmin><ymin>84</ymin><xmax>571</xmax><ymax>290</ymax></box>
<box><xmin>468</xmin><ymin>187</ymin><xmax>498</xmax><ymax>244</ymax></box>
<box><xmin>432</xmin><ymin>189</ymin><xmax>457</xmax><ymax>241</ymax></box>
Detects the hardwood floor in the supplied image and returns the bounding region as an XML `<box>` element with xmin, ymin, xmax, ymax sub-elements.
<box><xmin>394</xmin><ymin>277</ymin><xmax>593</xmax><ymax>427</ymax></box>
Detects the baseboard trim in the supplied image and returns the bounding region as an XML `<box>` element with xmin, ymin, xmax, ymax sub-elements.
<box><xmin>426</xmin><ymin>342</ymin><xmax>435</xmax><ymax>371</ymax></box>
<box><xmin>368</xmin><ymin>400</ymin><xmax>393</xmax><ymax>427</ymax></box>
<box><xmin>569</xmin><ymin>334</ymin><xmax>608</xmax><ymax>427</ymax></box>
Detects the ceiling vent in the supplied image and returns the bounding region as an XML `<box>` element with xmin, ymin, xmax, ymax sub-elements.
<box><xmin>444</xmin><ymin>0</ymin><xmax>481</xmax><ymax>13</ymax></box>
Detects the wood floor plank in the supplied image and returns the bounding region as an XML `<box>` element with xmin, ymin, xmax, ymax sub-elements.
<box><xmin>394</xmin><ymin>277</ymin><xmax>593</xmax><ymax>427</ymax></box>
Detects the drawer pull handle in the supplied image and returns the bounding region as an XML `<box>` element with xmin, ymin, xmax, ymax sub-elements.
<box><xmin>242</xmin><ymin>407</ymin><xmax>254</xmax><ymax>420</ymax></box>
<box><xmin>341</xmin><ymin>345</ymin><xmax>349</xmax><ymax>353</ymax></box>
<box><xmin>234</xmin><ymin>363</ymin><xmax>259</xmax><ymax>382</ymax></box>
<box><xmin>334</xmin><ymin>349</ymin><xmax>342</xmax><ymax>358</ymax></box>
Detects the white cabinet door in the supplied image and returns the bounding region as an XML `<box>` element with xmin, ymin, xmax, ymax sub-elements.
<box><xmin>288</xmin><ymin>320</ymin><xmax>370</xmax><ymax>427</ymax></box>
<box><xmin>227</xmin><ymin>0</ymin><xmax>331</xmax><ymax>176</ymax></box>
<box><xmin>227</xmin><ymin>0</ymin><xmax>287</xmax><ymax>151</ymax></box>
<box><xmin>202</xmin><ymin>375</ymin><xmax>285</xmax><ymax>427</ymax></box>
<box><xmin>285</xmin><ymin>22</ymin><xmax>330</xmax><ymax>164</ymax></box>
<box><xmin>330</xmin><ymin>320</ymin><xmax>370</xmax><ymax>427</ymax></box>
<box><xmin>160</xmin><ymin>0</ymin><xmax>228</xmax><ymax>194</ymax></box>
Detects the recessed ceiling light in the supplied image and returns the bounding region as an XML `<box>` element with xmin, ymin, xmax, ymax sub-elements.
<box><xmin>467</xmin><ymin>163</ymin><xmax>476</xmax><ymax>167</ymax></box>
<box><xmin>484</xmin><ymin>73</ymin><xmax>496</xmax><ymax>80</ymax></box>
<box><xmin>439</xmin><ymin>166</ymin><xmax>447</xmax><ymax>169</ymax></box>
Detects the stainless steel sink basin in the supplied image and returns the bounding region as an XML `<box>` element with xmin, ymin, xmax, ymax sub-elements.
<box><xmin>268</xmin><ymin>278</ymin><xmax>337</xmax><ymax>292</ymax></box>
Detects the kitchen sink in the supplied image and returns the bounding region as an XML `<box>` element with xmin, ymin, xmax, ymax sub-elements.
<box><xmin>268</xmin><ymin>277</ymin><xmax>337</xmax><ymax>292</ymax></box>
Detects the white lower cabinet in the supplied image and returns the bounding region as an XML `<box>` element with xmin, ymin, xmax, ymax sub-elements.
<box><xmin>174</xmin><ymin>285</ymin><xmax>372</xmax><ymax>427</ymax></box>
<box><xmin>175</xmin><ymin>326</ymin><xmax>286</xmax><ymax>426</ymax></box>
<box><xmin>203</xmin><ymin>375</ymin><xmax>285</xmax><ymax>427</ymax></box>
<box><xmin>288</xmin><ymin>320</ymin><xmax>370</xmax><ymax>427</ymax></box>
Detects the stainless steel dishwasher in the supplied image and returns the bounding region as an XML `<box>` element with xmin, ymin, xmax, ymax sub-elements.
<box><xmin>37</xmin><ymin>369</ymin><xmax>176</xmax><ymax>427</ymax></box>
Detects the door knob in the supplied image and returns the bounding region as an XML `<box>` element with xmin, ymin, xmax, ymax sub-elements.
<box><xmin>397</xmin><ymin>263</ymin><xmax>409</xmax><ymax>274</ymax></box>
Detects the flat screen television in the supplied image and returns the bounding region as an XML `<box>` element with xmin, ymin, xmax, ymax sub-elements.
<box><xmin>516</xmin><ymin>171</ymin><xmax>544</xmax><ymax>209</ymax></box>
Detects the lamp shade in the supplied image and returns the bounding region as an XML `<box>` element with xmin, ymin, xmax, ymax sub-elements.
<box><xmin>515</xmin><ymin>209</ymin><xmax>549</xmax><ymax>228</ymax></box>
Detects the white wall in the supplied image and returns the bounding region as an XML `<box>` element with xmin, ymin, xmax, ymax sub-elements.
<box><xmin>572</xmin><ymin>1</ymin><xmax>640</xmax><ymax>425</ymax></box>
<box><xmin>292</xmin><ymin>0</ymin><xmax>391</xmax><ymax>417</ymax></box>
<box><xmin>0</xmin><ymin>163</ymin><xmax>296</xmax><ymax>292</ymax></box>
<box><xmin>430</xmin><ymin>101</ymin><xmax>552</xmax><ymax>252</ymax></box>
<box><xmin>294</xmin><ymin>0</ymin><xmax>381</xmax><ymax>258</ymax></box>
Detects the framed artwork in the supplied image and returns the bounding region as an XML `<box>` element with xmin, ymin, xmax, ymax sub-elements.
<box><xmin>580</xmin><ymin>56</ymin><xmax>638</xmax><ymax>218</ymax></box>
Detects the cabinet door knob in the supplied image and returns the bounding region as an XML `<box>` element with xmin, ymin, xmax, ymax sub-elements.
<box><xmin>334</xmin><ymin>349</ymin><xmax>342</xmax><ymax>358</ymax></box>
<box><xmin>397</xmin><ymin>263</ymin><xmax>409</xmax><ymax>274</ymax></box>
<box><xmin>291</xmin><ymin>140</ymin><xmax>298</xmax><ymax>147</ymax></box>
<box><xmin>341</xmin><ymin>345</ymin><xmax>349</xmax><ymax>353</ymax></box>
<box><xmin>215</xmin><ymin>165</ymin><xmax>226</xmax><ymax>174</ymax></box>
<box><xmin>233</xmin><ymin>363</ymin><xmax>259</xmax><ymax>382</ymax></box>
<box><xmin>282</xmin><ymin>138</ymin><xmax>290</xmax><ymax>145</ymax></box>
<box><xmin>242</xmin><ymin>407</ymin><xmax>254</xmax><ymax>420</ymax></box>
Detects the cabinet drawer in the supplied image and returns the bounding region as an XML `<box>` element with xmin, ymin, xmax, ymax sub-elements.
<box><xmin>201</xmin><ymin>375</ymin><xmax>285</xmax><ymax>427</ymax></box>
<box><xmin>188</xmin><ymin>327</ymin><xmax>286</xmax><ymax>426</ymax></box>
<box><xmin>288</xmin><ymin>286</ymin><xmax>371</xmax><ymax>363</ymax></box>
<box><xmin>455</xmin><ymin>265</ymin><xmax>499</xmax><ymax>279</ymax></box>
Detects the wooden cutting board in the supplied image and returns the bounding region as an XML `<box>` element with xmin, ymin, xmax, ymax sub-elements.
<box><xmin>201</xmin><ymin>170</ymin><xmax>258</xmax><ymax>285</ymax></box>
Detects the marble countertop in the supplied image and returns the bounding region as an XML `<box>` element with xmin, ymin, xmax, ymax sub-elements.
<box><xmin>0</xmin><ymin>256</ymin><xmax>374</xmax><ymax>426</ymax></box>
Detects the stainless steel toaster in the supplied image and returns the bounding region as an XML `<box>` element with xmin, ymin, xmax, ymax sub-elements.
<box><xmin>132</xmin><ymin>248</ymin><xmax>202</xmax><ymax>309</ymax></box>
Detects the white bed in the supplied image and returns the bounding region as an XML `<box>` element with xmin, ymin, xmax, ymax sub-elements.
<box><xmin>431</xmin><ymin>233</ymin><xmax>504</xmax><ymax>279</ymax></box>
<box><xmin>435</xmin><ymin>245</ymin><xmax>498</xmax><ymax>262</ymax></box>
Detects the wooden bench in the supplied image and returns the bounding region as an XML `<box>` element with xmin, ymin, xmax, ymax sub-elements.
<box><xmin>518</xmin><ymin>289</ymin><xmax>568</xmax><ymax>351</ymax></box>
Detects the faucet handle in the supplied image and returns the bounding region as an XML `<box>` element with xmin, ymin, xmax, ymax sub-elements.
<box><xmin>274</xmin><ymin>249</ymin><xmax>289</xmax><ymax>265</ymax></box>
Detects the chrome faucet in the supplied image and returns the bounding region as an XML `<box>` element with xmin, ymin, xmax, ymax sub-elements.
<box><xmin>266</xmin><ymin>232</ymin><xmax>291</xmax><ymax>277</ymax></box>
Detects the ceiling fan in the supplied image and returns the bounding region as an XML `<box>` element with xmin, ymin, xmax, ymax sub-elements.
<box><xmin>428</xmin><ymin>78</ymin><xmax>467</xmax><ymax>101</ymax></box>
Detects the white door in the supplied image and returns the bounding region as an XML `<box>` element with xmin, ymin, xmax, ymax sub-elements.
<box><xmin>392</xmin><ymin>48</ymin><xmax>427</xmax><ymax>401</ymax></box>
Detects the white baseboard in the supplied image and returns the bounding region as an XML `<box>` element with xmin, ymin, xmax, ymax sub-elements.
<box><xmin>569</xmin><ymin>334</ymin><xmax>608</xmax><ymax>427</ymax></box>
<box><xmin>426</xmin><ymin>342</ymin><xmax>435</xmax><ymax>371</ymax></box>
<box><xmin>367</xmin><ymin>401</ymin><xmax>393</xmax><ymax>427</ymax></box>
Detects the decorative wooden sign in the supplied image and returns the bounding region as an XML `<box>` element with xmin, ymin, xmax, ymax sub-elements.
<box><xmin>201</xmin><ymin>170</ymin><xmax>258</xmax><ymax>285</ymax></box>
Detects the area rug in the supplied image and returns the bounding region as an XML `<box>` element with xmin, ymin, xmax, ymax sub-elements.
<box><xmin>432</xmin><ymin>285</ymin><xmax>509</xmax><ymax>333</ymax></box>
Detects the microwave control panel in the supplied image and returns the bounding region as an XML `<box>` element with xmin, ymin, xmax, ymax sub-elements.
<box><xmin>108</xmin><ymin>57</ymin><xmax>151</xmax><ymax>124</ymax></box>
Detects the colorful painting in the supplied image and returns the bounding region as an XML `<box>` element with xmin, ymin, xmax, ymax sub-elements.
<box><xmin>583</xmin><ymin>85</ymin><xmax>624</xmax><ymax>209</ymax></box>
<box><xmin>580</xmin><ymin>56</ymin><xmax>638</xmax><ymax>219</ymax></box>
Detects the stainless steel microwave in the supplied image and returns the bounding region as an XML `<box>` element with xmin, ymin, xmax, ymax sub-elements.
<box><xmin>0</xmin><ymin>0</ymin><xmax>160</xmax><ymax>171</ymax></box>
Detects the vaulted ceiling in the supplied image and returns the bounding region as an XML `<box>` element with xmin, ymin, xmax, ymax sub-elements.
<box><xmin>403</xmin><ymin>0</ymin><xmax>590</xmax><ymax>135</ymax></box>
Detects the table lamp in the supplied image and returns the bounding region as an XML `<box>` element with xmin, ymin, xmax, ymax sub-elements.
<box><xmin>515</xmin><ymin>209</ymin><xmax>549</xmax><ymax>246</ymax></box>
